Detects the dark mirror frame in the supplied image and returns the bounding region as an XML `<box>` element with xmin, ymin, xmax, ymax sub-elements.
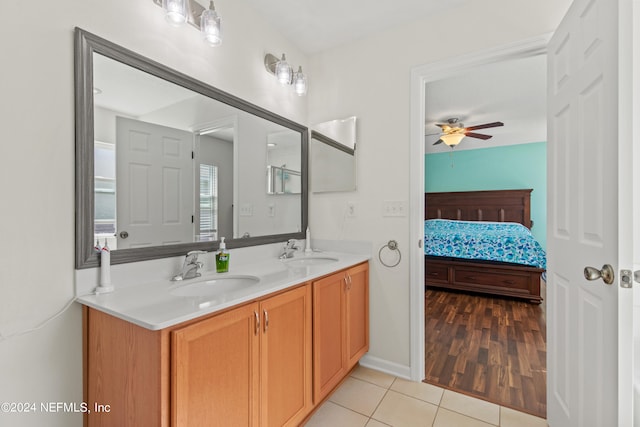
<box><xmin>310</xmin><ymin>130</ymin><xmax>356</xmax><ymax>156</ymax></box>
<box><xmin>75</xmin><ymin>28</ymin><xmax>308</xmax><ymax>269</ymax></box>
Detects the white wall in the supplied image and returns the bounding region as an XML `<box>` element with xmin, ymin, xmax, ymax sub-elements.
<box><xmin>0</xmin><ymin>0</ymin><xmax>306</xmax><ymax>425</ymax></box>
<box><xmin>307</xmin><ymin>0</ymin><xmax>571</xmax><ymax>374</ymax></box>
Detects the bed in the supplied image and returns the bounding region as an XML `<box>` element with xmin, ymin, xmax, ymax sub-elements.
<box><xmin>424</xmin><ymin>189</ymin><xmax>546</xmax><ymax>304</ymax></box>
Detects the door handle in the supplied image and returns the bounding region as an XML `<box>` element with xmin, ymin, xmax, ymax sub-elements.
<box><xmin>583</xmin><ymin>264</ymin><xmax>615</xmax><ymax>285</ymax></box>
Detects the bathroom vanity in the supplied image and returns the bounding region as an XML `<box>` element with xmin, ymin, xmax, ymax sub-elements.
<box><xmin>80</xmin><ymin>256</ymin><xmax>369</xmax><ymax>427</ymax></box>
<box><xmin>74</xmin><ymin>28</ymin><xmax>368</xmax><ymax>426</ymax></box>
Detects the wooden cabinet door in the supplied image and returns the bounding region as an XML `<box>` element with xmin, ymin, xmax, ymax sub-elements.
<box><xmin>312</xmin><ymin>270</ymin><xmax>347</xmax><ymax>402</ymax></box>
<box><xmin>85</xmin><ymin>308</ymin><xmax>170</xmax><ymax>427</ymax></box>
<box><xmin>260</xmin><ymin>284</ymin><xmax>312</xmax><ymax>427</ymax></box>
<box><xmin>345</xmin><ymin>263</ymin><xmax>369</xmax><ymax>369</ymax></box>
<box><xmin>312</xmin><ymin>262</ymin><xmax>370</xmax><ymax>402</ymax></box>
<box><xmin>171</xmin><ymin>303</ymin><xmax>260</xmax><ymax>427</ymax></box>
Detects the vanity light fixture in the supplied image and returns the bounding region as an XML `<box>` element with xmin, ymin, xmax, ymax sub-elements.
<box><xmin>162</xmin><ymin>0</ymin><xmax>188</xmax><ymax>26</ymax></box>
<box><xmin>264</xmin><ymin>53</ymin><xmax>308</xmax><ymax>96</ymax></box>
<box><xmin>275</xmin><ymin>54</ymin><xmax>292</xmax><ymax>85</ymax></box>
<box><xmin>154</xmin><ymin>0</ymin><xmax>222</xmax><ymax>46</ymax></box>
<box><xmin>200</xmin><ymin>1</ymin><xmax>222</xmax><ymax>46</ymax></box>
<box><xmin>293</xmin><ymin>66</ymin><xmax>308</xmax><ymax>96</ymax></box>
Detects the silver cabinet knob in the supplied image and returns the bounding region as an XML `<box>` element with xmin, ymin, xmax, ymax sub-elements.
<box><xmin>584</xmin><ymin>264</ymin><xmax>615</xmax><ymax>285</ymax></box>
<box><xmin>119</xmin><ymin>231</ymin><xmax>129</xmax><ymax>239</ymax></box>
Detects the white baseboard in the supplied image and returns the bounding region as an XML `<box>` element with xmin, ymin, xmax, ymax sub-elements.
<box><xmin>359</xmin><ymin>354</ymin><xmax>411</xmax><ymax>380</ymax></box>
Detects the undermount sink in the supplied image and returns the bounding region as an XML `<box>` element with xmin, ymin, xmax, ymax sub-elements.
<box><xmin>169</xmin><ymin>275</ymin><xmax>260</xmax><ymax>298</ymax></box>
<box><xmin>283</xmin><ymin>256</ymin><xmax>339</xmax><ymax>267</ymax></box>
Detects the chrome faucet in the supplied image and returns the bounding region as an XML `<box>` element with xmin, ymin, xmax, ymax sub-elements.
<box><xmin>279</xmin><ymin>239</ymin><xmax>301</xmax><ymax>259</ymax></box>
<box><xmin>172</xmin><ymin>250</ymin><xmax>208</xmax><ymax>281</ymax></box>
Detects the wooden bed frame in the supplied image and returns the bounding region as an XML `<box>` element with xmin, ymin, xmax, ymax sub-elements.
<box><xmin>425</xmin><ymin>189</ymin><xmax>545</xmax><ymax>304</ymax></box>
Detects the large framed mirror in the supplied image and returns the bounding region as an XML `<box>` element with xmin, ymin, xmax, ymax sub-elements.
<box><xmin>75</xmin><ymin>28</ymin><xmax>308</xmax><ymax>269</ymax></box>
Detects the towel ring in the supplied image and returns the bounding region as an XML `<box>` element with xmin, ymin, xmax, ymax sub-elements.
<box><xmin>379</xmin><ymin>240</ymin><xmax>401</xmax><ymax>268</ymax></box>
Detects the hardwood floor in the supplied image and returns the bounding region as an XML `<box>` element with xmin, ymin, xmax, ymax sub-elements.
<box><xmin>424</xmin><ymin>287</ymin><xmax>546</xmax><ymax>418</ymax></box>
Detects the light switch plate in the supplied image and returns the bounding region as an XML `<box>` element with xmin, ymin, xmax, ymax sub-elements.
<box><xmin>382</xmin><ymin>201</ymin><xmax>407</xmax><ymax>217</ymax></box>
<box><xmin>239</xmin><ymin>204</ymin><xmax>253</xmax><ymax>216</ymax></box>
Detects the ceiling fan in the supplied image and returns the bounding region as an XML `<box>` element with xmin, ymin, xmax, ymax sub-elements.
<box><xmin>427</xmin><ymin>118</ymin><xmax>504</xmax><ymax>146</ymax></box>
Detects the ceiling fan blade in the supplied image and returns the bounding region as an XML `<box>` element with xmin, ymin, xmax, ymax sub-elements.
<box><xmin>464</xmin><ymin>132</ymin><xmax>493</xmax><ymax>140</ymax></box>
<box><xmin>433</xmin><ymin>139</ymin><xmax>444</xmax><ymax>145</ymax></box>
<box><xmin>465</xmin><ymin>121</ymin><xmax>504</xmax><ymax>131</ymax></box>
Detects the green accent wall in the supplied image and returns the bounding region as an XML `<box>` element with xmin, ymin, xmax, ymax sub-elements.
<box><xmin>425</xmin><ymin>142</ymin><xmax>547</xmax><ymax>249</ymax></box>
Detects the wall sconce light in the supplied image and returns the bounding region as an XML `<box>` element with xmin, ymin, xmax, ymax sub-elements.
<box><xmin>154</xmin><ymin>0</ymin><xmax>222</xmax><ymax>46</ymax></box>
<box><xmin>201</xmin><ymin>1</ymin><xmax>222</xmax><ymax>46</ymax></box>
<box><xmin>264</xmin><ymin>53</ymin><xmax>308</xmax><ymax>96</ymax></box>
<box><xmin>162</xmin><ymin>0</ymin><xmax>188</xmax><ymax>26</ymax></box>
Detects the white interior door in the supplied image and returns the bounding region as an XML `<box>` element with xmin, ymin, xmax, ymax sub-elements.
<box><xmin>116</xmin><ymin>117</ymin><xmax>194</xmax><ymax>249</ymax></box>
<box><xmin>547</xmin><ymin>0</ymin><xmax>635</xmax><ymax>426</ymax></box>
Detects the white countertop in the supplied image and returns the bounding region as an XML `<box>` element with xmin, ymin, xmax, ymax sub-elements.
<box><xmin>76</xmin><ymin>251</ymin><xmax>369</xmax><ymax>331</ymax></box>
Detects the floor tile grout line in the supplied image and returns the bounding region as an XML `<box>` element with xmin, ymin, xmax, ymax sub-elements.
<box><xmin>323</xmin><ymin>399</ymin><xmax>373</xmax><ymax>422</ymax></box>
<box><xmin>366</xmin><ymin>379</ymin><xmax>393</xmax><ymax>425</ymax></box>
<box><xmin>438</xmin><ymin>389</ymin><xmax>504</xmax><ymax>426</ymax></box>
<box><xmin>350</xmin><ymin>372</ymin><xmax>397</xmax><ymax>390</ymax></box>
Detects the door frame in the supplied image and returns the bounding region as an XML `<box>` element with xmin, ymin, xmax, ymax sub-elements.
<box><xmin>408</xmin><ymin>34</ymin><xmax>552</xmax><ymax>382</ymax></box>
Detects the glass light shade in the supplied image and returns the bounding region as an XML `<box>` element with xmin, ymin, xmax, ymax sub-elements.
<box><xmin>294</xmin><ymin>66</ymin><xmax>307</xmax><ymax>96</ymax></box>
<box><xmin>201</xmin><ymin>2</ymin><xmax>222</xmax><ymax>46</ymax></box>
<box><xmin>163</xmin><ymin>0</ymin><xmax>188</xmax><ymax>26</ymax></box>
<box><xmin>440</xmin><ymin>133</ymin><xmax>465</xmax><ymax>146</ymax></box>
<box><xmin>275</xmin><ymin>54</ymin><xmax>293</xmax><ymax>86</ymax></box>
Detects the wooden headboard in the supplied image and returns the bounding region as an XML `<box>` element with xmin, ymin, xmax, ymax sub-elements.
<box><xmin>425</xmin><ymin>189</ymin><xmax>533</xmax><ymax>228</ymax></box>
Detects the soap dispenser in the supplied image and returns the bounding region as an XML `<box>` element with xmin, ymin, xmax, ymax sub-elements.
<box><xmin>216</xmin><ymin>237</ymin><xmax>229</xmax><ymax>273</ymax></box>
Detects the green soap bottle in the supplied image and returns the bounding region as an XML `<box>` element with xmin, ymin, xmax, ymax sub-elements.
<box><xmin>215</xmin><ymin>237</ymin><xmax>229</xmax><ymax>273</ymax></box>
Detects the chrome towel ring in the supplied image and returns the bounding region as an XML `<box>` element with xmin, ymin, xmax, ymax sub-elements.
<box><xmin>379</xmin><ymin>240</ymin><xmax>401</xmax><ymax>268</ymax></box>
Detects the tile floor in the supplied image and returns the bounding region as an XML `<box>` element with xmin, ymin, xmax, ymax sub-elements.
<box><xmin>304</xmin><ymin>365</ymin><xmax>548</xmax><ymax>427</ymax></box>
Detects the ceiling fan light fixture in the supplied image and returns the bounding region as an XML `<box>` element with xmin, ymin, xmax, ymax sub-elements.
<box><xmin>440</xmin><ymin>133</ymin><xmax>465</xmax><ymax>146</ymax></box>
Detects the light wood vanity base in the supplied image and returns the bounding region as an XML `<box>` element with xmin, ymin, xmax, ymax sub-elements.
<box><xmin>83</xmin><ymin>262</ymin><xmax>369</xmax><ymax>427</ymax></box>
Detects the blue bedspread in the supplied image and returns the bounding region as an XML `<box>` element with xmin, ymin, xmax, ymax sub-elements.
<box><xmin>424</xmin><ymin>219</ymin><xmax>546</xmax><ymax>269</ymax></box>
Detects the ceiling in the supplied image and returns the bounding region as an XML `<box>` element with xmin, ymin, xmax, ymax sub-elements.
<box><xmin>424</xmin><ymin>54</ymin><xmax>547</xmax><ymax>154</ymax></box>
<box><xmin>242</xmin><ymin>0</ymin><xmax>467</xmax><ymax>54</ymax></box>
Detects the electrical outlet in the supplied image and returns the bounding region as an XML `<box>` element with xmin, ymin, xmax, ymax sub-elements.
<box><xmin>267</xmin><ymin>204</ymin><xmax>275</xmax><ymax>217</ymax></box>
<box><xmin>382</xmin><ymin>201</ymin><xmax>407</xmax><ymax>217</ymax></box>
<box><xmin>346</xmin><ymin>201</ymin><xmax>357</xmax><ymax>217</ymax></box>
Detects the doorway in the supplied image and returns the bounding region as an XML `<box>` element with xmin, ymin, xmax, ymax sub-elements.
<box><xmin>407</xmin><ymin>33</ymin><xmax>552</xmax><ymax>382</ymax></box>
<box><xmin>420</xmin><ymin>53</ymin><xmax>548</xmax><ymax>415</ymax></box>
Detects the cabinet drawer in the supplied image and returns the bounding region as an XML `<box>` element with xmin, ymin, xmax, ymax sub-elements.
<box><xmin>453</xmin><ymin>268</ymin><xmax>529</xmax><ymax>291</ymax></box>
<box><xmin>425</xmin><ymin>263</ymin><xmax>449</xmax><ymax>284</ymax></box>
